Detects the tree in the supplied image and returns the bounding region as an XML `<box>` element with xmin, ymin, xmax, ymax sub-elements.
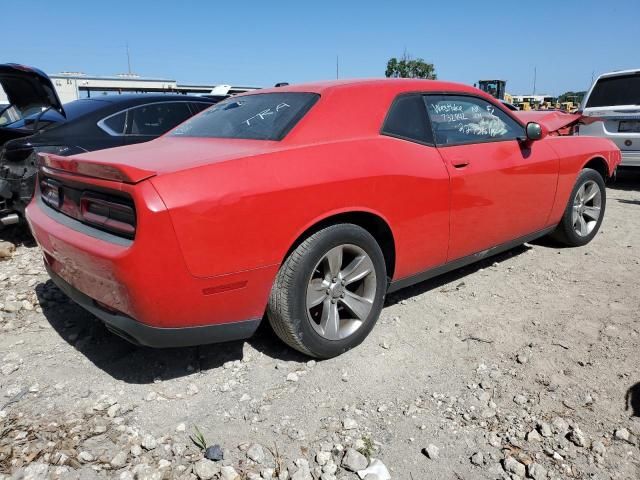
<box><xmin>385</xmin><ymin>53</ymin><xmax>436</xmax><ymax>80</ymax></box>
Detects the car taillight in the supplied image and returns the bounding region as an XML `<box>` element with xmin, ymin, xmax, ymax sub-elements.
<box><xmin>80</xmin><ymin>194</ymin><xmax>136</xmax><ymax>238</ymax></box>
<box><xmin>40</xmin><ymin>178</ymin><xmax>63</xmax><ymax>209</ymax></box>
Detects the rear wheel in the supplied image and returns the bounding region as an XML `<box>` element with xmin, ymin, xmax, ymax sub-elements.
<box><xmin>267</xmin><ymin>224</ymin><xmax>387</xmax><ymax>358</ymax></box>
<box><xmin>551</xmin><ymin>168</ymin><xmax>606</xmax><ymax>246</ymax></box>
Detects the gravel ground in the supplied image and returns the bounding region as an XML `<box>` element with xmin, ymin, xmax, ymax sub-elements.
<box><xmin>0</xmin><ymin>170</ymin><xmax>639</xmax><ymax>480</ymax></box>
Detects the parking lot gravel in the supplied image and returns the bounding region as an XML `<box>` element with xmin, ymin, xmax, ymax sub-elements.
<box><xmin>0</xmin><ymin>171</ymin><xmax>639</xmax><ymax>480</ymax></box>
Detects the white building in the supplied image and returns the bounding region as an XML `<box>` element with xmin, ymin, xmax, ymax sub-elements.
<box><xmin>1</xmin><ymin>71</ymin><xmax>259</xmax><ymax>104</ymax></box>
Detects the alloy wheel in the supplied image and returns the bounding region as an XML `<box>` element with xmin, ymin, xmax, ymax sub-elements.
<box><xmin>305</xmin><ymin>244</ymin><xmax>377</xmax><ymax>340</ymax></box>
<box><xmin>572</xmin><ymin>180</ymin><xmax>602</xmax><ymax>237</ymax></box>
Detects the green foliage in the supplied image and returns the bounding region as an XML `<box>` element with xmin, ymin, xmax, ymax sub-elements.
<box><xmin>357</xmin><ymin>436</ymin><xmax>375</xmax><ymax>459</ymax></box>
<box><xmin>385</xmin><ymin>53</ymin><xmax>437</xmax><ymax>80</ymax></box>
<box><xmin>189</xmin><ymin>426</ymin><xmax>207</xmax><ymax>451</ymax></box>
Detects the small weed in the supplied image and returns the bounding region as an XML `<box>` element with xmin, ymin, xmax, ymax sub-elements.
<box><xmin>358</xmin><ymin>436</ymin><xmax>375</xmax><ymax>459</ymax></box>
<box><xmin>189</xmin><ymin>426</ymin><xmax>207</xmax><ymax>451</ymax></box>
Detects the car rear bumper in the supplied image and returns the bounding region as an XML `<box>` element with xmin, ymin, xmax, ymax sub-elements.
<box><xmin>621</xmin><ymin>150</ymin><xmax>640</xmax><ymax>167</ymax></box>
<box><xmin>46</xmin><ymin>265</ymin><xmax>260</xmax><ymax>348</ymax></box>
<box><xmin>26</xmin><ymin>181</ymin><xmax>276</xmax><ymax>348</ymax></box>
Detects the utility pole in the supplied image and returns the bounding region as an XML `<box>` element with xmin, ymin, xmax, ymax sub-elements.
<box><xmin>532</xmin><ymin>66</ymin><xmax>537</xmax><ymax>95</ymax></box>
<box><xmin>126</xmin><ymin>42</ymin><xmax>132</xmax><ymax>75</ymax></box>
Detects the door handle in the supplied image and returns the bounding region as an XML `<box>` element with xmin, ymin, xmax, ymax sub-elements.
<box><xmin>452</xmin><ymin>160</ymin><xmax>470</xmax><ymax>168</ymax></box>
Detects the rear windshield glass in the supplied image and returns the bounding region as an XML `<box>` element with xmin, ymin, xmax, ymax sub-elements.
<box><xmin>586</xmin><ymin>74</ymin><xmax>640</xmax><ymax>107</ymax></box>
<box><xmin>171</xmin><ymin>92</ymin><xmax>318</xmax><ymax>140</ymax></box>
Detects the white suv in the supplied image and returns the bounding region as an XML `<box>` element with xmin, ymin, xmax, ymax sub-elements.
<box><xmin>578</xmin><ymin>69</ymin><xmax>640</xmax><ymax>167</ymax></box>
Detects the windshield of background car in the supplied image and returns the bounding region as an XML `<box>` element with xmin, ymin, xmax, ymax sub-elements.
<box><xmin>586</xmin><ymin>73</ymin><xmax>640</xmax><ymax>107</ymax></box>
<box><xmin>171</xmin><ymin>92</ymin><xmax>319</xmax><ymax>140</ymax></box>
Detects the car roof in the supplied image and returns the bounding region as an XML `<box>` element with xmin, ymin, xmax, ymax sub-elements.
<box><xmin>86</xmin><ymin>93</ymin><xmax>217</xmax><ymax>104</ymax></box>
<box><xmin>595</xmin><ymin>68</ymin><xmax>640</xmax><ymax>80</ymax></box>
<box><xmin>248</xmin><ymin>78</ymin><xmax>483</xmax><ymax>96</ymax></box>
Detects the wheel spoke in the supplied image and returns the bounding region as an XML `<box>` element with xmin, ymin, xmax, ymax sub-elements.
<box><xmin>577</xmin><ymin>215</ymin><xmax>588</xmax><ymax>236</ymax></box>
<box><xmin>584</xmin><ymin>183</ymin><xmax>599</xmax><ymax>202</ymax></box>
<box><xmin>340</xmin><ymin>255</ymin><xmax>373</xmax><ymax>285</ymax></box>
<box><xmin>307</xmin><ymin>278</ymin><xmax>327</xmax><ymax>308</ymax></box>
<box><xmin>319</xmin><ymin>298</ymin><xmax>340</xmax><ymax>340</ymax></box>
<box><xmin>340</xmin><ymin>291</ymin><xmax>372</xmax><ymax>320</ymax></box>
<box><xmin>583</xmin><ymin>206</ymin><xmax>600</xmax><ymax>221</ymax></box>
<box><xmin>571</xmin><ymin>206</ymin><xmax>580</xmax><ymax>225</ymax></box>
<box><xmin>325</xmin><ymin>246</ymin><xmax>343</xmax><ymax>277</ymax></box>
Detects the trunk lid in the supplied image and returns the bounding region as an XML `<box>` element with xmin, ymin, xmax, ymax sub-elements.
<box><xmin>0</xmin><ymin>64</ymin><xmax>65</xmax><ymax>118</ymax></box>
<box><xmin>513</xmin><ymin>110</ymin><xmax>582</xmax><ymax>134</ymax></box>
<box><xmin>39</xmin><ymin>136</ymin><xmax>282</xmax><ymax>184</ymax></box>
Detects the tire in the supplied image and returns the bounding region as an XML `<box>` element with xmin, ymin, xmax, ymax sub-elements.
<box><xmin>267</xmin><ymin>224</ymin><xmax>387</xmax><ymax>358</ymax></box>
<box><xmin>551</xmin><ymin>168</ymin><xmax>606</xmax><ymax>247</ymax></box>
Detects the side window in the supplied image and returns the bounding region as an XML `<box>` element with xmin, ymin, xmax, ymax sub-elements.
<box><xmin>381</xmin><ymin>94</ymin><xmax>433</xmax><ymax>144</ymax></box>
<box><xmin>425</xmin><ymin>95</ymin><xmax>523</xmax><ymax>146</ymax></box>
<box><xmin>126</xmin><ymin>102</ymin><xmax>192</xmax><ymax>136</ymax></box>
<box><xmin>99</xmin><ymin>111</ymin><xmax>126</xmax><ymax>135</ymax></box>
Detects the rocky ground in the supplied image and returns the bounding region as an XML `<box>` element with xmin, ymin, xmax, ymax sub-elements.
<box><xmin>0</xmin><ymin>170</ymin><xmax>639</xmax><ymax>480</ymax></box>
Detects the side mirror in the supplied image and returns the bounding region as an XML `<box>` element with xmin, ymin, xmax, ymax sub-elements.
<box><xmin>526</xmin><ymin>122</ymin><xmax>543</xmax><ymax>141</ymax></box>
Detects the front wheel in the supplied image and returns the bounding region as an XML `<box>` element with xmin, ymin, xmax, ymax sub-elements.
<box><xmin>267</xmin><ymin>224</ymin><xmax>387</xmax><ymax>358</ymax></box>
<box><xmin>551</xmin><ymin>168</ymin><xmax>606</xmax><ymax>247</ymax></box>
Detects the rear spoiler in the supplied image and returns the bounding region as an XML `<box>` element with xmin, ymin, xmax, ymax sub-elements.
<box><xmin>38</xmin><ymin>153</ymin><xmax>156</xmax><ymax>184</ymax></box>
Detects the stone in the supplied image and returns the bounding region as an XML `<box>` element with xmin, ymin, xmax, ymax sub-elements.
<box><xmin>614</xmin><ymin>428</ymin><xmax>630</xmax><ymax>441</ymax></box>
<box><xmin>194</xmin><ymin>459</ymin><xmax>221</xmax><ymax>480</ymax></box>
<box><xmin>141</xmin><ymin>434</ymin><xmax>158</xmax><ymax>450</ymax></box>
<box><xmin>551</xmin><ymin>416</ymin><xmax>569</xmax><ymax>435</ymax></box>
<box><xmin>591</xmin><ymin>440</ymin><xmax>606</xmax><ymax>456</ymax></box>
<box><xmin>513</xmin><ymin>394</ymin><xmax>528</xmax><ymax>405</ymax></box>
<box><xmin>488</xmin><ymin>432</ymin><xmax>502</xmax><ymax>448</ymax></box>
<box><xmin>204</xmin><ymin>444</ymin><xmax>224</xmax><ymax>461</ymax></box>
<box><xmin>77</xmin><ymin>451</ymin><xmax>94</xmax><ymax>463</ymax></box>
<box><xmin>538</xmin><ymin>421</ymin><xmax>552</xmax><ymax>438</ymax></box>
<box><xmin>527</xmin><ymin>463</ymin><xmax>548</xmax><ymax>480</ymax></box>
<box><xmin>470</xmin><ymin>452</ymin><xmax>484</xmax><ymax>466</ymax></box>
<box><xmin>516</xmin><ymin>353</ymin><xmax>529</xmax><ymax>364</ymax></box>
<box><xmin>291</xmin><ymin>459</ymin><xmax>312</xmax><ymax>480</ymax></box>
<box><xmin>247</xmin><ymin>443</ymin><xmax>266</xmax><ymax>464</ymax></box>
<box><xmin>130</xmin><ymin>444</ymin><xmax>142</xmax><ymax>457</ymax></box>
<box><xmin>110</xmin><ymin>451</ymin><xmax>128</xmax><ymax>468</ymax></box>
<box><xmin>342</xmin><ymin>448</ymin><xmax>368</xmax><ymax>471</ymax></box>
<box><xmin>175</xmin><ymin>422</ymin><xmax>186</xmax><ymax>432</ymax></box>
<box><xmin>526</xmin><ymin>429</ymin><xmax>542</xmax><ymax>442</ymax></box>
<box><xmin>503</xmin><ymin>456</ymin><xmax>526</xmax><ymax>477</ymax></box>
<box><xmin>0</xmin><ymin>363</ymin><xmax>18</xmax><ymax>375</ymax></box>
<box><xmin>287</xmin><ymin>372</ymin><xmax>299</xmax><ymax>382</ymax></box>
<box><xmin>0</xmin><ymin>242</ymin><xmax>15</xmax><ymax>259</ymax></box>
<box><xmin>316</xmin><ymin>451</ymin><xmax>331</xmax><ymax>466</ymax></box>
<box><xmin>158</xmin><ymin>459</ymin><xmax>171</xmax><ymax>469</ymax></box>
<box><xmin>422</xmin><ymin>444</ymin><xmax>439</xmax><ymax>460</ymax></box>
<box><xmin>568</xmin><ymin>427</ymin><xmax>588</xmax><ymax>447</ymax></box>
<box><xmin>343</xmin><ymin>418</ymin><xmax>358</xmax><ymax>430</ymax></box>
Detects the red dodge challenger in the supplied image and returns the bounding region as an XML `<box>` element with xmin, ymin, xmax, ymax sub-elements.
<box><xmin>26</xmin><ymin>79</ymin><xmax>621</xmax><ymax>358</ymax></box>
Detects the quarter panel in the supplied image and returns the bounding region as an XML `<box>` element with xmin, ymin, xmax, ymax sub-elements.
<box><xmin>151</xmin><ymin>137</ymin><xmax>451</xmax><ymax>281</ymax></box>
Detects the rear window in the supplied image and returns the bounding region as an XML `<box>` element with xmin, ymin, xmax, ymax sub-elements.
<box><xmin>171</xmin><ymin>92</ymin><xmax>319</xmax><ymax>141</ymax></box>
<box><xmin>586</xmin><ymin>73</ymin><xmax>640</xmax><ymax>108</ymax></box>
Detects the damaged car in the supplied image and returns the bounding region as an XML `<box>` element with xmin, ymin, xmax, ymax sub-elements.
<box><xmin>0</xmin><ymin>63</ymin><xmax>216</xmax><ymax>227</ymax></box>
<box><xmin>27</xmin><ymin>79</ymin><xmax>621</xmax><ymax>358</ymax></box>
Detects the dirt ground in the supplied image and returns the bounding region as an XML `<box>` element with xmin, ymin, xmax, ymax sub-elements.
<box><xmin>0</xmin><ymin>170</ymin><xmax>639</xmax><ymax>480</ymax></box>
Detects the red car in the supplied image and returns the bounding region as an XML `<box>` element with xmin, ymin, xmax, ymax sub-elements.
<box><xmin>26</xmin><ymin>79</ymin><xmax>621</xmax><ymax>358</ymax></box>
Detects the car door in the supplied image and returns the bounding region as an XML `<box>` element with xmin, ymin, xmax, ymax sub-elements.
<box><xmin>124</xmin><ymin>101</ymin><xmax>194</xmax><ymax>145</ymax></box>
<box><xmin>425</xmin><ymin>94</ymin><xmax>559</xmax><ymax>261</ymax></box>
